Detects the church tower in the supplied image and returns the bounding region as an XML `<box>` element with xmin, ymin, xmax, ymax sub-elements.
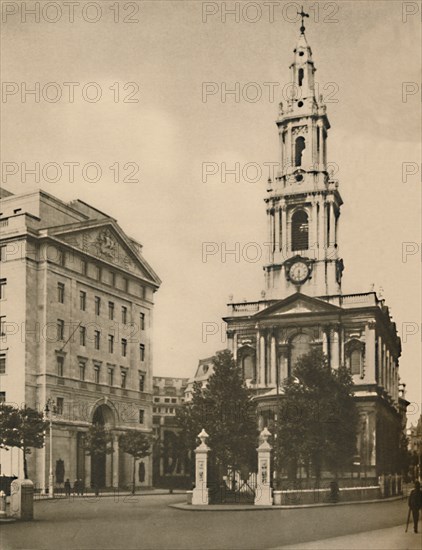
<box><xmin>264</xmin><ymin>20</ymin><xmax>344</xmax><ymax>299</ymax></box>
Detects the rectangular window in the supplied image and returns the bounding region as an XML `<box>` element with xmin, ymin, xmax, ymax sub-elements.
<box><xmin>0</xmin><ymin>353</ymin><xmax>6</xmax><ymax>374</ymax></box>
<box><xmin>139</xmin><ymin>409</ymin><xmax>145</xmax><ymax>424</ymax></box>
<box><xmin>122</xmin><ymin>306</ymin><xmax>127</xmax><ymax>324</ymax></box>
<box><xmin>123</xmin><ymin>278</ymin><xmax>129</xmax><ymax>293</ymax></box>
<box><xmin>94</xmin><ymin>365</ymin><xmax>100</xmax><ymax>384</ymax></box>
<box><xmin>154</xmin><ymin>397</ymin><xmax>159</xmax><ymax>403</ymax></box>
<box><xmin>57</xmin><ymin>356</ymin><xmax>64</xmax><ymax>377</ymax></box>
<box><xmin>108</xmin><ymin>368</ymin><xmax>114</xmax><ymax>386</ymax></box>
<box><xmin>0</xmin><ymin>279</ymin><xmax>6</xmax><ymax>300</ymax></box>
<box><xmin>81</xmin><ymin>259</ymin><xmax>88</xmax><ymax>276</ymax></box>
<box><xmin>0</xmin><ymin>392</ymin><xmax>5</xmax><ymax>403</ymax></box>
<box><xmin>108</xmin><ymin>334</ymin><xmax>114</xmax><ymax>353</ymax></box>
<box><xmin>79</xmin><ymin>325</ymin><xmax>86</xmax><ymax>346</ymax></box>
<box><xmin>121</xmin><ymin>339</ymin><xmax>127</xmax><ymax>357</ymax></box>
<box><xmin>108</xmin><ymin>301</ymin><xmax>114</xmax><ymax>320</ymax></box>
<box><xmin>0</xmin><ymin>246</ymin><xmax>5</xmax><ymax>262</ymax></box>
<box><xmin>57</xmin><ymin>282</ymin><xmax>65</xmax><ymax>303</ymax></box>
<box><xmin>171</xmin><ymin>398</ymin><xmax>177</xmax><ymax>403</ymax></box>
<box><xmin>164</xmin><ymin>398</ymin><xmax>170</xmax><ymax>403</ymax></box>
<box><xmin>139</xmin><ymin>344</ymin><xmax>145</xmax><ymax>362</ymax></box>
<box><xmin>95</xmin><ymin>265</ymin><xmax>101</xmax><ymax>281</ymax></box>
<box><xmin>79</xmin><ymin>362</ymin><xmax>85</xmax><ymax>381</ymax></box>
<box><xmin>80</xmin><ymin>291</ymin><xmax>86</xmax><ymax>311</ymax></box>
<box><xmin>139</xmin><ymin>373</ymin><xmax>145</xmax><ymax>392</ymax></box>
<box><xmin>140</xmin><ymin>312</ymin><xmax>145</xmax><ymax>330</ymax></box>
<box><xmin>56</xmin><ymin>397</ymin><xmax>64</xmax><ymax>415</ymax></box>
<box><xmin>94</xmin><ymin>330</ymin><xmax>101</xmax><ymax>350</ymax></box>
<box><xmin>121</xmin><ymin>369</ymin><xmax>127</xmax><ymax>389</ymax></box>
<box><xmin>59</xmin><ymin>250</ymin><xmax>66</xmax><ymax>266</ymax></box>
<box><xmin>110</xmin><ymin>272</ymin><xmax>116</xmax><ymax>286</ymax></box>
<box><xmin>95</xmin><ymin>296</ymin><xmax>101</xmax><ymax>315</ymax></box>
<box><xmin>57</xmin><ymin>319</ymin><xmax>65</xmax><ymax>341</ymax></box>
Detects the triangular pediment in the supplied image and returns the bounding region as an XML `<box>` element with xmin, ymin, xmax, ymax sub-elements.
<box><xmin>47</xmin><ymin>220</ymin><xmax>161</xmax><ymax>286</ymax></box>
<box><xmin>254</xmin><ymin>293</ymin><xmax>341</xmax><ymax>318</ymax></box>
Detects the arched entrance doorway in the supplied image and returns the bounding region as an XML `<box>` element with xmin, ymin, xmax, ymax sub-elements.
<box><xmin>91</xmin><ymin>404</ymin><xmax>115</xmax><ymax>489</ymax></box>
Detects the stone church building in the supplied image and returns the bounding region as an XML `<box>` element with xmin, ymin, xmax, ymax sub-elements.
<box><xmin>222</xmin><ymin>28</ymin><xmax>408</xmax><ymax>478</ymax></box>
<box><xmin>0</xmin><ymin>188</ymin><xmax>160</xmax><ymax>490</ymax></box>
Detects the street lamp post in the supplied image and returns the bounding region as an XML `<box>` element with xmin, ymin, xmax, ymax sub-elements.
<box><xmin>45</xmin><ymin>399</ymin><xmax>56</xmax><ymax>498</ymax></box>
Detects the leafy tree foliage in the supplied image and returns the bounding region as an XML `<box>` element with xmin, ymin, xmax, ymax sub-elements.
<box><xmin>276</xmin><ymin>349</ymin><xmax>358</xmax><ymax>481</ymax></box>
<box><xmin>176</xmin><ymin>350</ymin><xmax>258</xmax><ymax>479</ymax></box>
<box><xmin>0</xmin><ymin>404</ymin><xmax>47</xmax><ymax>479</ymax></box>
<box><xmin>85</xmin><ymin>423</ymin><xmax>113</xmax><ymax>460</ymax></box>
<box><xmin>119</xmin><ymin>431</ymin><xmax>152</xmax><ymax>494</ymax></box>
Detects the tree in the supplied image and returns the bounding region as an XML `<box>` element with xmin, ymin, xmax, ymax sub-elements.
<box><xmin>85</xmin><ymin>423</ymin><xmax>113</xmax><ymax>489</ymax></box>
<box><xmin>176</xmin><ymin>350</ymin><xmax>258</xmax><ymax>481</ymax></box>
<box><xmin>277</xmin><ymin>349</ymin><xmax>358</xmax><ymax>482</ymax></box>
<box><xmin>0</xmin><ymin>404</ymin><xmax>47</xmax><ymax>479</ymax></box>
<box><xmin>119</xmin><ymin>431</ymin><xmax>151</xmax><ymax>494</ymax></box>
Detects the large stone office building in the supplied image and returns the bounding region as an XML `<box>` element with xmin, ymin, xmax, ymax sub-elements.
<box><xmin>0</xmin><ymin>188</ymin><xmax>161</xmax><ymax>490</ymax></box>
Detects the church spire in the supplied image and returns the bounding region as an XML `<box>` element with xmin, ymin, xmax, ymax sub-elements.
<box><xmin>263</xmin><ymin>21</ymin><xmax>344</xmax><ymax>300</ymax></box>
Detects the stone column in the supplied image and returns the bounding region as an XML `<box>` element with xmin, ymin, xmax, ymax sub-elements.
<box><xmin>112</xmin><ymin>434</ymin><xmax>119</xmax><ymax>489</ymax></box>
<box><xmin>255</xmin><ymin>428</ymin><xmax>273</xmax><ymax>506</ymax></box>
<box><xmin>267</xmin><ymin>210</ymin><xmax>273</xmax><ymax>263</ymax></box>
<box><xmin>322</xmin><ymin>328</ymin><xmax>329</xmax><ymax>357</ymax></box>
<box><xmin>84</xmin><ymin>452</ymin><xmax>91</xmax><ymax>490</ymax></box>
<box><xmin>318</xmin><ymin>121</ymin><xmax>324</xmax><ymax>169</ymax></box>
<box><xmin>365</xmin><ymin>322</ymin><xmax>376</xmax><ymax>384</ymax></box>
<box><xmin>192</xmin><ymin>430</ymin><xmax>210</xmax><ymax>506</ymax></box>
<box><xmin>329</xmin><ymin>200</ymin><xmax>336</xmax><ymax>248</ymax></box>
<box><xmin>259</xmin><ymin>332</ymin><xmax>266</xmax><ymax>386</ymax></box>
<box><xmin>233</xmin><ymin>332</ymin><xmax>238</xmax><ymax>362</ymax></box>
<box><xmin>311</xmin><ymin>200</ymin><xmax>318</xmax><ymax>257</ymax></box>
<box><xmin>281</xmin><ymin>203</ymin><xmax>287</xmax><ymax>257</ymax></box>
<box><xmin>278</xmin><ymin>344</ymin><xmax>289</xmax><ymax>381</ymax></box>
<box><xmin>274</xmin><ymin>208</ymin><xmax>280</xmax><ymax>253</ymax></box>
<box><xmin>377</xmin><ymin>336</ymin><xmax>383</xmax><ymax>386</ymax></box>
<box><xmin>270</xmin><ymin>334</ymin><xmax>276</xmax><ymax>386</ymax></box>
<box><xmin>331</xmin><ymin>326</ymin><xmax>340</xmax><ymax>369</ymax></box>
<box><xmin>286</xmin><ymin>123</ymin><xmax>292</xmax><ymax>170</ymax></box>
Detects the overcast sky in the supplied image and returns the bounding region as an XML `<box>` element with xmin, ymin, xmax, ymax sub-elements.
<box><xmin>2</xmin><ymin>1</ymin><xmax>421</xmax><ymax>419</ymax></box>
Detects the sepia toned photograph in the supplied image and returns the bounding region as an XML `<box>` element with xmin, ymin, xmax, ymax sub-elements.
<box><xmin>0</xmin><ymin>1</ymin><xmax>421</xmax><ymax>549</ymax></box>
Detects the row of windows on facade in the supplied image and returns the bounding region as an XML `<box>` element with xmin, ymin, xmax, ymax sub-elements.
<box><xmin>238</xmin><ymin>347</ymin><xmax>364</xmax><ymax>380</ymax></box>
<box><xmin>153</xmin><ymin>407</ymin><xmax>176</xmax><ymax>414</ymax></box>
<box><xmin>54</xmin><ymin>251</ymin><xmax>147</xmax><ymax>300</ymax></box>
<box><xmin>57</xmin><ymin>283</ymin><xmax>146</xmax><ymax>327</ymax></box>
<box><xmin>153</xmin><ymin>397</ymin><xmax>179</xmax><ymax>404</ymax></box>
<box><xmin>56</xmin><ymin>320</ymin><xmax>145</xmax><ymax>359</ymax></box>
<box><xmin>56</xmin><ymin>355</ymin><xmax>146</xmax><ymax>391</ymax></box>
<box><xmin>51</xmin><ymin>395</ymin><xmax>145</xmax><ymax>424</ymax></box>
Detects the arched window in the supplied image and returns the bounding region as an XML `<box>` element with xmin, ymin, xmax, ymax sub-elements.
<box><xmin>350</xmin><ymin>350</ymin><xmax>361</xmax><ymax>375</ymax></box>
<box><xmin>242</xmin><ymin>354</ymin><xmax>256</xmax><ymax>381</ymax></box>
<box><xmin>295</xmin><ymin>136</ymin><xmax>306</xmax><ymax>167</ymax></box>
<box><xmin>298</xmin><ymin>68</ymin><xmax>304</xmax><ymax>87</ymax></box>
<box><xmin>291</xmin><ymin>210</ymin><xmax>309</xmax><ymax>251</ymax></box>
<box><xmin>290</xmin><ymin>333</ymin><xmax>311</xmax><ymax>374</ymax></box>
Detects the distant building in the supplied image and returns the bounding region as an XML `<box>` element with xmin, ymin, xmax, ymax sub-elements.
<box><xmin>0</xmin><ymin>188</ymin><xmax>161</xmax><ymax>490</ymax></box>
<box><xmin>407</xmin><ymin>415</ymin><xmax>422</xmax><ymax>480</ymax></box>
<box><xmin>152</xmin><ymin>376</ymin><xmax>189</xmax><ymax>487</ymax></box>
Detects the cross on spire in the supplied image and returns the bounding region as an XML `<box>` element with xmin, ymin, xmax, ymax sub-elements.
<box><xmin>297</xmin><ymin>6</ymin><xmax>309</xmax><ymax>34</ymax></box>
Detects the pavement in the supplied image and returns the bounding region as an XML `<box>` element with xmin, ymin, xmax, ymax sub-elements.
<box><xmin>1</xmin><ymin>494</ymin><xmax>419</xmax><ymax>550</ymax></box>
<box><xmin>273</xmin><ymin>524</ymin><xmax>422</xmax><ymax>549</ymax></box>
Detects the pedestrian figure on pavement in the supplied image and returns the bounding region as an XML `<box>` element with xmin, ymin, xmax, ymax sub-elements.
<box><xmin>73</xmin><ymin>479</ymin><xmax>79</xmax><ymax>496</ymax></box>
<box><xmin>78</xmin><ymin>479</ymin><xmax>83</xmax><ymax>496</ymax></box>
<box><xmin>64</xmin><ymin>478</ymin><xmax>71</xmax><ymax>497</ymax></box>
<box><xmin>408</xmin><ymin>480</ymin><xmax>422</xmax><ymax>533</ymax></box>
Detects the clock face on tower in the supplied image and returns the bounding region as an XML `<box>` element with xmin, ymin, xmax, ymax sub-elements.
<box><xmin>288</xmin><ymin>260</ymin><xmax>310</xmax><ymax>284</ymax></box>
